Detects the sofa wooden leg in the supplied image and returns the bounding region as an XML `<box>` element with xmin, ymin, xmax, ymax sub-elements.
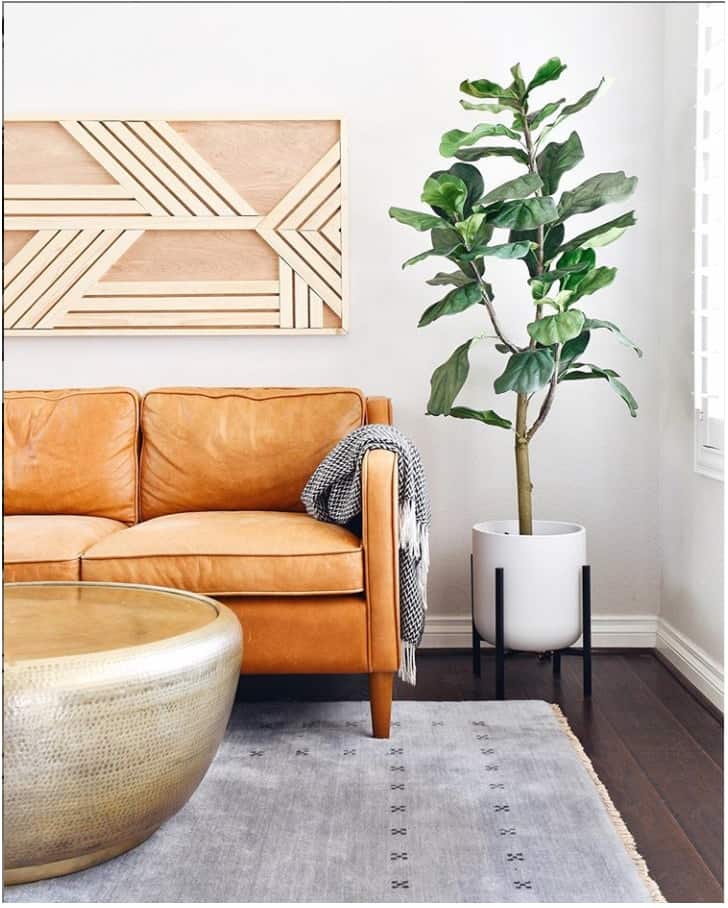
<box><xmin>369</xmin><ymin>672</ymin><xmax>394</xmax><ymax>739</ymax></box>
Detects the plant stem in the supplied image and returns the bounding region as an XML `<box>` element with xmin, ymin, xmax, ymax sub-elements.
<box><xmin>532</xmin><ymin>225</ymin><xmax>545</xmax><ymax>324</ymax></box>
<box><xmin>513</xmin><ymin>102</ymin><xmax>543</xmax><ymax>533</ymax></box>
<box><xmin>515</xmin><ymin>393</ymin><xmax>533</xmax><ymax>534</ymax></box>
<box><xmin>520</xmin><ymin>107</ymin><xmax>546</xmax><ymax>325</ymax></box>
<box><xmin>471</xmin><ymin>268</ymin><xmax>521</xmax><ymax>353</ymax></box>
<box><xmin>522</xmin><ymin>104</ymin><xmax>563</xmax><ymax>441</ymax></box>
<box><xmin>527</xmin><ymin>343</ymin><xmax>561</xmax><ymax>440</ymax></box>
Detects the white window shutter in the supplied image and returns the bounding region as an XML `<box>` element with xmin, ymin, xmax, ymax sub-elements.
<box><xmin>694</xmin><ymin>3</ymin><xmax>725</xmax><ymax>480</ymax></box>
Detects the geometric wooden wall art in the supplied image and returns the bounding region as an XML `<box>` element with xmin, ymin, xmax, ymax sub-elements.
<box><xmin>3</xmin><ymin>118</ymin><xmax>346</xmax><ymax>335</ymax></box>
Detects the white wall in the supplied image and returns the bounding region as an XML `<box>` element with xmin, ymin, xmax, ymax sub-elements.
<box><xmin>657</xmin><ymin>5</ymin><xmax>724</xmax><ymax>704</ymax></box>
<box><xmin>5</xmin><ymin>2</ymin><xmax>668</xmax><ymax>629</ymax></box>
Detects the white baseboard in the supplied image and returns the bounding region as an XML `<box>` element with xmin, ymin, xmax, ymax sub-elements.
<box><xmin>656</xmin><ymin>618</ymin><xmax>724</xmax><ymax>711</ymax></box>
<box><xmin>420</xmin><ymin>613</ymin><xmax>658</xmax><ymax>649</ymax></box>
<box><xmin>420</xmin><ymin>612</ymin><xmax>724</xmax><ymax>713</ymax></box>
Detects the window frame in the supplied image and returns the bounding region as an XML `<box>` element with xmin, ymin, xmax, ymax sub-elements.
<box><xmin>693</xmin><ymin>2</ymin><xmax>725</xmax><ymax>482</ymax></box>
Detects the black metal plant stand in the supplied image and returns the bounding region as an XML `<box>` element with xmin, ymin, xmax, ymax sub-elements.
<box><xmin>471</xmin><ymin>556</ymin><xmax>592</xmax><ymax>700</ymax></box>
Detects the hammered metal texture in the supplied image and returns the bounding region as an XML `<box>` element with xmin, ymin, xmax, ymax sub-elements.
<box><xmin>3</xmin><ymin>582</ymin><xmax>242</xmax><ymax>884</ymax></box>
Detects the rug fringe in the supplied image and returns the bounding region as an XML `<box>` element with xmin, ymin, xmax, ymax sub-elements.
<box><xmin>549</xmin><ymin>704</ymin><xmax>666</xmax><ymax>903</ymax></box>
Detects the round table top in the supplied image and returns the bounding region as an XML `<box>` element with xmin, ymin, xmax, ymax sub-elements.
<box><xmin>4</xmin><ymin>582</ymin><xmax>220</xmax><ymax>662</ymax></box>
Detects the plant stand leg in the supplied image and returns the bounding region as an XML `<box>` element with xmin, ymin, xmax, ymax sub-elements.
<box><xmin>471</xmin><ymin>555</ymin><xmax>481</xmax><ymax>677</ymax></box>
<box><xmin>495</xmin><ymin>567</ymin><xmax>505</xmax><ymax>701</ymax></box>
<box><xmin>552</xmin><ymin>650</ymin><xmax>561</xmax><ymax>678</ymax></box>
<box><xmin>582</xmin><ymin>565</ymin><xmax>592</xmax><ymax>698</ymax></box>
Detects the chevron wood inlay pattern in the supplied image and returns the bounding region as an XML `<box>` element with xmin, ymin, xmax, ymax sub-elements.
<box><xmin>3</xmin><ymin>118</ymin><xmax>346</xmax><ymax>335</ymax></box>
<box><xmin>258</xmin><ymin>141</ymin><xmax>343</xmax><ymax>320</ymax></box>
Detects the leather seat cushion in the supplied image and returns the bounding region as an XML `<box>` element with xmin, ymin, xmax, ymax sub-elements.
<box><xmin>4</xmin><ymin>514</ymin><xmax>126</xmax><ymax>582</ymax></box>
<box><xmin>82</xmin><ymin>511</ymin><xmax>364</xmax><ymax>596</ymax></box>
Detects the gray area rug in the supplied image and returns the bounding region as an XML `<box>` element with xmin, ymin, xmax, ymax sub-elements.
<box><xmin>5</xmin><ymin>700</ymin><xmax>662</xmax><ymax>903</ymax></box>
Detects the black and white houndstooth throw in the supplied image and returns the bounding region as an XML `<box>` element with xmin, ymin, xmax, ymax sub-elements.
<box><xmin>301</xmin><ymin>425</ymin><xmax>431</xmax><ymax>684</ymax></box>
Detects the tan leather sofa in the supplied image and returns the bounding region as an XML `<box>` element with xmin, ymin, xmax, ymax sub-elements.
<box><xmin>4</xmin><ymin>387</ymin><xmax>399</xmax><ymax>737</ymax></box>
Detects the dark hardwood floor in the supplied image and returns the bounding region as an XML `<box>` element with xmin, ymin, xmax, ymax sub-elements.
<box><xmin>236</xmin><ymin>650</ymin><xmax>724</xmax><ymax>903</ymax></box>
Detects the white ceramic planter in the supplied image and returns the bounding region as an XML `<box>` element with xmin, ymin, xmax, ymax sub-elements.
<box><xmin>472</xmin><ymin>520</ymin><xmax>587</xmax><ymax>652</ymax></box>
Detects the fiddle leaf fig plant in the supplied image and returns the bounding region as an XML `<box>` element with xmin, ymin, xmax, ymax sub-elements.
<box><xmin>389</xmin><ymin>58</ymin><xmax>641</xmax><ymax>535</ymax></box>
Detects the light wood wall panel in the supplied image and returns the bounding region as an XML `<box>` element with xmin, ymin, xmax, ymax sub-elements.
<box><xmin>3</xmin><ymin>117</ymin><xmax>347</xmax><ymax>335</ymax></box>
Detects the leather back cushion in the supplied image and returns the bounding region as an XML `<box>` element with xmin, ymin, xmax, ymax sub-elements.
<box><xmin>140</xmin><ymin>388</ymin><xmax>366</xmax><ymax>519</ymax></box>
<box><xmin>4</xmin><ymin>388</ymin><xmax>140</xmax><ymax>523</ymax></box>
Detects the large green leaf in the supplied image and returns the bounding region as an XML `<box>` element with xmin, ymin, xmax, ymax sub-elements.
<box><xmin>460</xmin><ymin>77</ymin><xmax>508</xmax><ymax>97</ymax></box>
<box><xmin>558</xmin><ymin>172</ymin><xmax>638</xmax><ymax>219</ymax></box>
<box><xmin>449</xmin><ymin>406</ymin><xmax>512</xmax><ymax>429</ymax></box>
<box><xmin>557</xmin><ymin>211</ymin><xmax>637</xmax><ymax>254</ymax></box>
<box><xmin>543</xmin><ymin>223</ymin><xmax>565</xmax><ymax>262</ymax></box>
<box><xmin>449</xmin><ymin>163</ymin><xmax>484</xmax><ymax>216</ymax></box>
<box><xmin>583</xmin><ymin>317</ymin><xmax>642</xmax><ymax>356</ymax></box>
<box><xmin>508</xmin><ymin>223</ymin><xmax>566</xmax><ymax>272</ymax></box>
<box><xmin>557</xmin><ymin>247</ymin><xmax>596</xmax><ymax>290</ymax></box>
<box><xmin>508</xmin><ymin>228</ymin><xmax>538</xmax><ymax>276</ymax></box>
<box><xmin>532</xmin><ymin>261</ymin><xmax>590</xmax><ymax>286</ymax></box>
<box><xmin>419</xmin><ymin>282</ymin><xmax>483</xmax><ymax>327</ymax></box>
<box><xmin>527</xmin><ymin>309</ymin><xmax>585</xmax><ymax>345</ymax></box>
<box><xmin>460</xmin><ymin>240</ymin><xmax>532</xmax><ymax>261</ymax></box>
<box><xmin>607</xmin><ymin>377</ymin><xmax>639</xmax><ymax>417</ymax></box>
<box><xmin>527</xmin><ymin>57</ymin><xmax>567</xmax><ymax>93</ymax></box>
<box><xmin>536</xmin><ymin>131</ymin><xmax>584</xmax><ymax>195</ymax></box>
<box><xmin>440</xmin><ymin>123</ymin><xmax>521</xmax><ymax>156</ymax></box>
<box><xmin>561</xmin><ymin>363</ymin><xmax>618</xmax><ymax>379</ymax></box>
<box><xmin>583</xmin><ymin>225</ymin><xmax>631</xmax><ymax>249</ymax></box>
<box><xmin>455</xmin><ymin>146</ymin><xmax>530</xmax><ymax>165</ymax></box>
<box><xmin>530</xmin><ymin>277</ymin><xmax>548</xmax><ymax>300</ymax></box>
<box><xmin>455</xmin><ymin>212</ymin><xmax>490</xmax><ymax>248</ymax></box>
<box><xmin>401</xmin><ymin>227</ymin><xmax>462</xmax><ymax>268</ymax></box>
<box><xmin>560</xmin><ymin>364</ymin><xmax>638</xmax><ymax>416</ymax></box>
<box><xmin>522</xmin><ymin>99</ymin><xmax>565</xmax><ymax>129</ymax></box>
<box><xmin>488</xmin><ymin>196</ymin><xmax>559</xmax><ymax>230</ymax></box>
<box><xmin>560</xmin><ymin>78</ymin><xmax>605</xmax><ymax>120</ymax></box>
<box><xmin>539</xmin><ymin>78</ymin><xmax>606</xmax><ymax>142</ymax></box>
<box><xmin>460</xmin><ymin>99</ymin><xmax>512</xmax><ymax>113</ymax></box>
<box><xmin>509</xmin><ymin>63</ymin><xmax>527</xmax><ymax>99</ymax></box>
<box><xmin>567</xmin><ymin>266</ymin><xmax>616</xmax><ymax>302</ymax></box>
<box><xmin>432</xmin><ymin>226</ymin><xmax>463</xmax><ymax>252</ymax></box>
<box><xmin>559</xmin><ymin>331</ymin><xmax>591</xmax><ymax>372</ymax></box>
<box><xmin>427</xmin><ymin>340</ymin><xmax>474</xmax><ymax>414</ymax></box>
<box><xmin>494</xmin><ymin>348</ymin><xmax>555</xmax><ymax>394</ymax></box>
<box><xmin>479</xmin><ymin>173</ymin><xmax>542</xmax><ymax>206</ymax></box>
<box><xmin>402</xmin><ymin>248</ymin><xmax>442</xmax><ymax>269</ymax></box>
<box><xmin>426</xmin><ymin>269</ymin><xmax>475</xmax><ymax>288</ymax></box>
<box><xmin>460</xmin><ymin>78</ymin><xmax>519</xmax><ymax>102</ymax></box>
<box><xmin>557</xmin><ymin>246</ymin><xmax>594</xmax><ymax>269</ymax></box>
<box><xmin>388</xmin><ymin>207</ymin><xmax>446</xmax><ymax>231</ymax></box>
<box><xmin>422</xmin><ymin>172</ymin><xmax>469</xmax><ymax>219</ymax></box>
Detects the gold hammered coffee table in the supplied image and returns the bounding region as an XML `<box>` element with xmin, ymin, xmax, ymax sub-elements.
<box><xmin>3</xmin><ymin>581</ymin><xmax>242</xmax><ymax>885</ymax></box>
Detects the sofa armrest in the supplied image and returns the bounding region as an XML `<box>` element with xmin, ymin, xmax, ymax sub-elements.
<box><xmin>365</xmin><ymin>397</ymin><xmax>393</xmax><ymax>425</ymax></box>
<box><xmin>362</xmin><ymin>449</ymin><xmax>400</xmax><ymax>672</ymax></box>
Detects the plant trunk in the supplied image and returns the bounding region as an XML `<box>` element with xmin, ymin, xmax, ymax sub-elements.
<box><xmin>515</xmin><ymin>394</ymin><xmax>533</xmax><ymax>535</ymax></box>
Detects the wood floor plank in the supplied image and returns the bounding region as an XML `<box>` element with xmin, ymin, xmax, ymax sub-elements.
<box><xmin>563</xmin><ymin>657</ymin><xmax>722</xmax><ymax>903</ymax></box>
<box><xmin>625</xmin><ymin>652</ymin><xmax>723</xmax><ymax>768</ymax></box>
<box><xmin>588</xmin><ymin>655</ymin><xmax>723</xmax><ymax>884</ymax></box>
